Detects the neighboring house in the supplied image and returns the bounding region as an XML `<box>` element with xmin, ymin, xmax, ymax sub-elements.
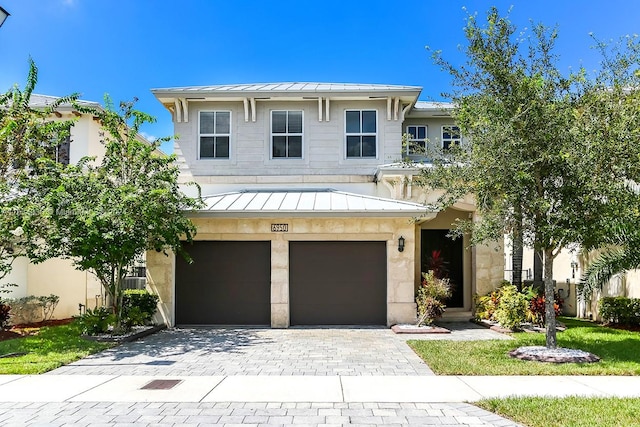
<box><xmin>504</xmin><ymin>243</ymin><xmax>640</xmax><ymax>320</ymax></box>
<box><xmin>1</xmin><ymin>95</ymin><xmax>151</xmax><ymax>320</ymax></box>
<box><xmin>147</xmin><ymin>83</ymin><xmax>504</xmax><ymax>328</ymax></box>
<box><xmin>503</xmin><ymin>244</ymin><xmax>581</xmax><ymax>317</ymax></box>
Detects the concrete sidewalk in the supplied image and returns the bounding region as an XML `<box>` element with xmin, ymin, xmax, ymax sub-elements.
<box><xmin>0</xmin><ymin>374</ymin><xmax>638</xmax><ymax>426</ymax></box>
<box><xmin>0</xmin><ymin>374</ymin><xmax>639</xmax><ymax>403</ymax></box>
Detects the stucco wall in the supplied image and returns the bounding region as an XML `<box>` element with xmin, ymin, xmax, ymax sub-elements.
<box><xmin>147</xmin><ymin>216</ymin><xmax>418</xmax><ymax>327</ymax></box>
<box><xmin>27</xmin><ymin>259</ymin><xmax>102</xmax><ymax>319</ymax></box>
<box><xmin>2</xmin><ymin>257</ymin><xmax>29</xmax><ymax>299</ymax></box>
<box><xmin>174</xmin><ymin>100</ymin><xmax>404</xmax><ymax>178</ymax></box>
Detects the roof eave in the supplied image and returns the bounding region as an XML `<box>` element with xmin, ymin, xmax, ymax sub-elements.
<box><xmin>187</xmin><ymin>210</ymin><xmax>432</xmax><ymax>218</ymax></box>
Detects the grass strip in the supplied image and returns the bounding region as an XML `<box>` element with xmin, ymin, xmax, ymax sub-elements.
<box><xmin>0</xmin><ymin>323</ymin><xmax>113</xmax><ymax>374</ymax></box>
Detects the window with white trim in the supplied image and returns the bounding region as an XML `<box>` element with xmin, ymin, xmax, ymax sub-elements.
<box><xmin>271</xmin><ymin>110</ymin><xmax>303</xmax><ymax>158</ymax></box>
<box><xmin>406</xmin><ymin>125</ymin><xmax>427</xmax><ymax>155</ymax></box>
<box><xmin>441</xmin><ymin>125</ymin><xmax>461</xmax><ymax>150</ymax></box>
<box><xmin>346</xmin><ymin>110</ymin><xmax>377</xmax><ymax>158</ymax></box>
<box><xmin>199</xmin><ymin>111</ymin><xmax>230</xmax><ymax>159</ymax></box>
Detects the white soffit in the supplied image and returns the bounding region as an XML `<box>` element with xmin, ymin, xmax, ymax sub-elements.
<box><xmin>192</xmin><ymin>189</ymin><xmax>432</xmax><ymax>217</ymax></box>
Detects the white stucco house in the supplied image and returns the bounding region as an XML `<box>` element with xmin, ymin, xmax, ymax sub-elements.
<box><xmin>146</xmin><ymin>83</ymin><xmax>504</xmax><ymax>328</ymax></box>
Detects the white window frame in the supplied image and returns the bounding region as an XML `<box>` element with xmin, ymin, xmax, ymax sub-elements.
<box><xmin>198</xmin><ymin>110</ymin><xmax>231</xmax><ymax>160</ymax></box>
<box><xmin>405</xmin><ymin>125</ymin><xmax>428</xmax><ymax>155</ymax></box>
<box><xmin>270</xmin><ymin>110</ymin><xmax>304</xmax><ymax>159</ymax></box>
<box><xmin>441</xmin><ymin>125</ymin><xmax>461</xmax><ymax>150</ymax></box>
<box><xmin>345</xmin><ymin>109</ymin><xmax>377</xmax><ymax>159</ymax></box>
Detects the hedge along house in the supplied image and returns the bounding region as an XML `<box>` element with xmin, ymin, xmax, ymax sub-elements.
<box><xmin>147</xmin><ymin>83</ymin><xmax>504</xmax><ymax>327</ymax></box>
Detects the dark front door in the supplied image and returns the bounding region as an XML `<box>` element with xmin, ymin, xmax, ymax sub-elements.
<box><xmin>421</xmin><ymin>230</ymin><xmax>464</xmax><ymax>308</ymax></box>
<box><xmin>175</xmin><ymin>241</ymin><xmax>271</xmax><ymax>325</ymax></box>
<box><xmin>289</xmin><ymin>241</ymin><xmax>387</xmax><ymax>325</ymax></box>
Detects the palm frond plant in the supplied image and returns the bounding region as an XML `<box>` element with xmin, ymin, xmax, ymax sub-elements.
<box><xmin>580</xmin><ymin>224</ymin><xmax>640</xmax><ymax>300</ymax></box>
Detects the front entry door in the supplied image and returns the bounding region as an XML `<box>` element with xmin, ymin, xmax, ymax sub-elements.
<box><xmin>421</xmin><ymin>230</ymin><xmax>464</xmax><ymax>308</ymax></box>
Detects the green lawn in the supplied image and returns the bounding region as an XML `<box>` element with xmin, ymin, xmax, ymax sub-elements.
<box><xmin>408</xmin><ymin>318</ymin><xmax>640</xmax><ymax>375</ymax></box>
<box><xmin>477</xmin><ymin>396</ymin><xmax>640</xmax><ymax>427</ymax></box>
<box><xmin>411</xmin><ymin>319</ymin><xmax>640</xmax><ymax>426</ymax></box>
<box><xmin>0</xmin><ymin>323</ymin><xmax>113</xmax><ymax>374</ymax></box>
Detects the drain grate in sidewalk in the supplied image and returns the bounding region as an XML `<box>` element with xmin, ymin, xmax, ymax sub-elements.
<box><xmin>140</xmin><ymin>379</ymin><xmax>182</xmax><ymax>390</ymax></box>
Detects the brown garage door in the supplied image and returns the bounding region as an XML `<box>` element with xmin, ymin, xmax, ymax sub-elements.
<box><xmin>289</xmin><ymin>241</ymin><xmax>387</xmax><ymax>325</ymax></box>
<box><xmin>176</xmin><ymin>241</ymin><xmax>271</xmax><ymax>325</ymax></box>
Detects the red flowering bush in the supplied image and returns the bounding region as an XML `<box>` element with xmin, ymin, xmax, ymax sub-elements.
<box><xmin>528</xmin><ymin>293</ymin><xmax>564</xmax><ymax>326</ymax></box>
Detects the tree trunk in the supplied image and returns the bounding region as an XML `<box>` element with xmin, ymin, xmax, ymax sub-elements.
<box><xmin>543</xmin><ymin>247</ymin><xmax>557</xmax><ymax>349</ymax></box>
<box><xmin>534</xmin><ymin>249</ymin><xmax>543</xmax><ymax>284</ymax></box>
<box><xmin>511</xmin><ymin>222</ymin><xmax>523</xmax><ymax>291</ymax></box>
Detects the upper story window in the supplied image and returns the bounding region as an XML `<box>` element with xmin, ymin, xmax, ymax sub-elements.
<box><xmin>54</xmin><ymin>136</ymin><xmax>71</xmax><ymax>165</ymax></box>
<box><xmin>346</xmin><ymin>110</ymin><xmax>377</xmax><ymax>158</ymax></box>
<box><xmin>442</xmin><ymin>125</ymin><xmax>461</xmax><ymax>150</ymax></box>
<box><xmin>271</xmin><ymin>110</ymin><xmax>303</xmax><ymax>158</ymax></box>
<box><xmin>47</xmin><ymin>124</ymin><xmax>71</xmax><ymax>165</ymax></box>
<box><xmin>199</xmin><ymin>111</ymin><xmax>230</xmax><ymax>159</ymax></box>
<box><xmin>406</xmin><ymin>125</ymin><xmax>427</xmax><ymax>155</ymax></box>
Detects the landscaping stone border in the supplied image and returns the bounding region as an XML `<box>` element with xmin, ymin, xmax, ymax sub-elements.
<box><xmin>391</xmin><ymin>324</ymin><xmax>451</xmax><ymax>334</ymax></box>
<box><xmin>82</xmin><ymin>324</ymin><xmax>166</xmax><ymax>343</ymax></box>
<box><xmin>509</xmin><ymin>345</ymin><xmax>600</xmax><ymax>363</ymax></box>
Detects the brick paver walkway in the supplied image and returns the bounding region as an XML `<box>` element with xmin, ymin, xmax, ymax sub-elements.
<box><xmin>0</xmin><ymin>401</ymin><xmax>523</xmax><ymax>426</ymax></box>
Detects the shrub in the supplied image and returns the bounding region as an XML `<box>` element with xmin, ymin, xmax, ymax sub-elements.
<box><xmin>493</xmin><ymin>284</ymin><xmax>529</xmax><ymax>330</ymax></box>
<box><xmin>599</xmin><ymin>297</ymin><xmax>640</xmax><ymax>325</ymax></box>
<box><xmin>122</xmin><ymin>289</ymin><xmax>159</xmax><ymax>327</ymax></box>
<box><xmin>527</xmin><ymin>292</ymin><xmax>564</xmax><ymax>327</ymax></box>
<box><xmin>40</xmin><ymin>295</ymin><xmax>60</xmax><ymax>321</ymax></box>
<box><xmin>416</xmin><ymin>271</ymin><xmax>451</xmax><ymax>326</ymax></box>
<box><xmin>474</xmin><ymin>290</ymin><xmax>500</xmax><ymax>321</ymax></box>
<box><xmin>74</xmin><ymin>306</ymin><xmax>115</xmax><ymax>335</ymax></box>
<box><xmin>0</xmin><ymin>301</ymin><xmax>10</xmax><ymax>330</ymax></box>
<box><xmin>473</xmin><ymin>280</ymin><xmax>511</xmax><ymax>321</ymax></box>
<box><xmin>6</xmin><ymin>294</ymin><xmax>60</xmax><ymax>325</ymax></box>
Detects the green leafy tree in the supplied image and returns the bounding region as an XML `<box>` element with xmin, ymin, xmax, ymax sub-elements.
<box><xmin>0</xmin><ymin>60</ymin><xmax>77</xmax><ymax>285</ymax></box>
<box><xmin>419</xmin><ymin>8</ymin><xmax>638</xmax><ymax>348</ymax></box>
<box><xmin>26</xmin><ymin>98</ymin><xmax>202</xmax><ymax>330</ymax></box>
<box><xmin>577</xmin><ymin>35</ymin><xmax>640</xmax><ymax>300</ymax></box>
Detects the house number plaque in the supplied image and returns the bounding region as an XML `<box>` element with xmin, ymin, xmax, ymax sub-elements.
<box><xmin>271</xmin><ymin>223</ymin><xmax>289</xmax><ymax>232</ymax></box>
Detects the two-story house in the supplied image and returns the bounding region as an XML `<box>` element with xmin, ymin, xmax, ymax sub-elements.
<box><xmin>147</xmin><ymin>83</ymin><xmax>504</xmax><ymax>328</ymax></box>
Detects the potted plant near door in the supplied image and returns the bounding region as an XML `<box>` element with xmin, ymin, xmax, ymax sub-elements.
<box><xmin>416</xmin><ymin>270</ymin><xmax>451</xmax><ymax>326</ymax></box>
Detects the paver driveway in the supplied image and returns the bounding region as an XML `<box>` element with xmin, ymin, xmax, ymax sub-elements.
<box><xmin>50</xmin><ymin>322</ymin><xmax>508</xmax><ymax>377</ymax></box>
<box><xmin>50</xmin><ymin>327</ymin><xmax>435</xmax><ymax>376</ymax></box>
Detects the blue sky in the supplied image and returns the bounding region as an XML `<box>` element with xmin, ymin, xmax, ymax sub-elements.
<box><xmin>1</xmin><ymin>0</ymin><xmax>639</xmax><ymax>153</ymax></box>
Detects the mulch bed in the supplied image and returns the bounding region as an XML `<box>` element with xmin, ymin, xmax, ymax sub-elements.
<box><xmin>605</xmin><ymin>323</ymin><xmax>640</xmax><ymax>332</ymax></box>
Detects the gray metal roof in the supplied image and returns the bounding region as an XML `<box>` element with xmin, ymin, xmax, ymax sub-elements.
<box><xmin>192</xmin><ymin>189</ymin><xmax>431</xmax><ymax>217</ymax></box>
<box><xmin>413</xmin><ymin>101</ymin><xmax>454</xmax><ymax>110</ymax></box>
<box><xmin>29</xmin><ymin>94</ymin><xmax>101</xmax><ymax>110</ymax></box>
<box><xmin>152</xmin><ymin>82</ymin><xmax>423</xmax><ymax>95</ymax></box>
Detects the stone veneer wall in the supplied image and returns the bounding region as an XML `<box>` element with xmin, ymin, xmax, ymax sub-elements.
<box><xmin>147</xmin><ymin>216</ymin><xmax>418</xmax><ymax>327</ymax></box>
<box><xmin>473</xmin><ymin>242</ymin><xmax>505</xmax><ymax>296</ymax></box>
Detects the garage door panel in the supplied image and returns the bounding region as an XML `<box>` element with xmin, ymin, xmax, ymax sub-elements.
<box><xmin>290</xmin><ymin>241</ymin><xmax>386</xmax><ymax>325</ymax></box>
<box><xmin>176</xmin><ymin>241</ymin><xmax>271</xmax><ymax>325</ymax></box>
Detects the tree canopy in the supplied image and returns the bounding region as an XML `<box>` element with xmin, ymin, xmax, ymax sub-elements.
<box><xmin>418</xmin><ymin>8</ymin><xmax>640</xmax><ymax>348</ymax></box>
<box><xmin>23</xmin><ymin>97</ymin><xmax>202</xmax><ymax>328</ymax></box>
<box><xmin>0</xmin><ymin>59</ymin><xmax>77</xmax><ymax>285</ymax></box>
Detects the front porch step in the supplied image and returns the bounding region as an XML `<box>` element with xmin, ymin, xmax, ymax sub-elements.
<box><xmin>440</xmin><ymin>311</ymin><xmax>473</xmax><ymax>322</ymax></box>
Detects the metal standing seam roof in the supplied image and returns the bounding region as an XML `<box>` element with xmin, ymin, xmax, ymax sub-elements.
<box><xmin>413</xmin><ymin>101</ymin><xmax>455</xmax><ymax>110</ymax></box>
<box><xmin>191</xmin><ymin>189</ymin><xmax>432</xmax><ymax>217</ymax></box>
<box><xmin>151</xmin><ymin>82</ymin><xmax>423</xmax><ymax>94</ymax></box>
<box><xmin>29</xmin><ymin>94</ymin><xmax>101</xmax><ymax>110</ymax></box>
